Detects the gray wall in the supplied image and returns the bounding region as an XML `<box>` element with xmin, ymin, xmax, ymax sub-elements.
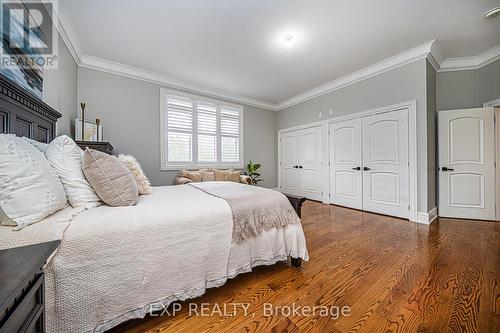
<box><xmin>426</xmin><ymin>60</ymin><xmax>437</xmax><ymax>210</ymax></box>
<box><xmin>42</xmin><ymin>34</ymin><xmax>78</xmax><ymax>136</ymax></box>
<box><xmin>277</xmin><ymin>59</ymin><xmax>431</xmax><ymax>213</ymax></box>
<box><xmin>437</xmin><ymin>59</ymin><xmax>500</xmax><ymax>110</ymax></box>
<box><xmin>77</xmin><ymin>68</ymin><xmax>278</xmax><ymax>187</ymax></box>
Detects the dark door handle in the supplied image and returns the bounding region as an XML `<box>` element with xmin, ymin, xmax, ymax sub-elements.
<box><xmin>352</xmin><ymin>167</ymin><xmax>361</xmax><ymax>170</ymax></box>
<box><xmin>293</xmin><ymin>165</ymin><xmax>298</xmax><ymax>168</ymax></box>
<box><xmin>441</xmin><ymin>167</ymin><xmax>454</xmax><ymax>171</ymax></box>
<box><xmin>298</xmin><ymin>166</ymin><xmax>303</xmax><ymax>169</ymax></box>
<box><xmin>363</xmin><ymin>167</ymin><xmax>371</xmax><ymax>171</ymax></box>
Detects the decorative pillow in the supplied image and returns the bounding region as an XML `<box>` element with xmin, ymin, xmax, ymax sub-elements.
<box><xmin>179</xmin><ymin>170</ymin><xmax>202</xmax><ymax>182</ymax></box>
<box><xmin>199</xmin><ymin>170</ymin><xmax>215</xmax><ymax>182</ymax></box>
<box><xmin>213</xmin><ymin>169</ymin><xmax>232</xmax><ymax>181</ymax></box>
<box><xmin>45</xmin><ymin>135</ymin><xmax>101</xmax><ymax>208</ymax></box>
<box><xmin>117</xmin><ymin>154</ymin><xmax>153</xmax><ymax>195</ymax></box>
<box><xmin>22</xmin><ymin>136</ymin><xmax>49</xmax><ymax>153</ymax></box>
<box><xmin>224</xmin><ymin>170</ymin><xmax>241</xmax><ymax>182</ymax></box>
<box><xmin>82</xmin><ymin>149</ymin><xmax>138</xmax><ymax>207</ymax></box>
<box><xmin>0</xmin><ymin>134</ymin><xmax>67</xmax><ymax>229</ymax></box>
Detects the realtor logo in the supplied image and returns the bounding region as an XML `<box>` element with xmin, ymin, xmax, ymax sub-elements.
<box><xmin>1</xmin><ymin>0</ymin><xmax>59</xmax><ymax>69</ymax></box>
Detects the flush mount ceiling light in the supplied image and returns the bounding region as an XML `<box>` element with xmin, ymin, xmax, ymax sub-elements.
<box><xmin>271</xmin><ymin>28</ymin><xmax>304</xmax><ymax>50</ymax></box>
<box><xmin>484</xmin><ymin>7</ymin><xmax>500</xmax><ymax>18</ymax></box>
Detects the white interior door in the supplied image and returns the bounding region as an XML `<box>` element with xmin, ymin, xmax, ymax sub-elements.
<box><xmin>329</xmin><ymin>119</ymin><xmax>362</xmax><ymax>209</ymax></box>
<box><xmin>438</xmin><ymin>108</ymin><xmax>495</xmax><ymax>220</ymax></box>
<box><xmin>362</xmin><ymin>109</ymin><xmax>409</xmax><ymax>219</ymax></box>
<box><xmin>280</xmin><ymin>132</ymin><xmax>300</xmax><ymax>195</ymax></box>
<box><xmin>299</xmin><ymin>126</ymin><xmax>323</xmax><ymax>201</ymax></box>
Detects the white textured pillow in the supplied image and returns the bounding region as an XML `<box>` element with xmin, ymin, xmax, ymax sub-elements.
<box><xmin>45</xmin><ymin>135</ymin><xmax>101</xmax><ymax>208</ymax></box>
<box><xmin>0</xmin><ymin>134</ymin><xmax>67</xmax><ymax>229</ymax></box>
<box><xmin>117</xmin><ymin>154</ymin><xmax>153</xmax><ymax>195</ymax></box>
<box><xmin>22</xmin><ymin>136</ymin><xmax>49</xmax><ymax>153</ymax></box>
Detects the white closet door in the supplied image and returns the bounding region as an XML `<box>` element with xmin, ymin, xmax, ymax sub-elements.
<box><xmin>362</xmin><ymin>109</ymin><xmax>409</xmax><ymax>218</ymax></box>
<box><xmin>280</xmin><ymin>132</ymin><xmax>300</xmax><ymax>195</ymax></box>
<box><xmin>329</xmin><ymin>119</ymin><xmax>362</xmax><ymax>209</ymax></box>
<box><xmin>438</xmin><ymin>108</ymin><xmax>495</xmax><ymax>220</ymax></box>
<box><xmin>299</xmin><ymin>126</ymin><xmax>323</xmax><ymax>201</ymax></box>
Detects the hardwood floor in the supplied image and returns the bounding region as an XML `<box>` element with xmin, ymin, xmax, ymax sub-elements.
<box><xmin>111</xmin><ymin>201</ymin><xmax>499</xmax><ymax>333</ymax></box>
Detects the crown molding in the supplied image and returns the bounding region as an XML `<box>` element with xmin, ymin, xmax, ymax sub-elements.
<box><xmin>427</xmin><ymin>40</ymin><xmax>445</xmax><ymax>71</ymax></box>
<box><xmin>44</xmin><ymin>2</ymin><xmax>82</xmax><ymax>64</ymax></box>
<box><xmin>438</xmin><ymin>44</ymin><xmax>500</xmax><ymax>72</ymax></box>
<box><xmin>275</xmin><ymin>40</ymin><xmax>437</xmax><ymax>110</ymax></box>
<box><xmin>79</xmin><ymin>55</ymin><xmax>276</xmax><ymax>110</ymax></box>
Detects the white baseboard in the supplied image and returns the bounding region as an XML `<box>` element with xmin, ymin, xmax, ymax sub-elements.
<box><xmin>269</xmin><ymin>187</ymin><xmax>278</xmax><ymax>191</ymax></box>
<box><xmin>416</xmin><ymin>207</ymin><xmax>438</xmax><ymax>225</ymax></box>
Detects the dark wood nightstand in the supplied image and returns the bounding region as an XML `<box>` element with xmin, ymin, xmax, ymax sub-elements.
<box><xmin>75</xmin><ymin>141</ymin><xmax>113</xmax><ymax>154</ymax></box>
<box><xmin>0</xmin><ymin>241</ymin><xmax>60</xmax><ymax>333</ymax></box>
<box><xmin>285</xmin><ymin>194</ymin><xmax>306</xmax><ymax>218</ymax></box>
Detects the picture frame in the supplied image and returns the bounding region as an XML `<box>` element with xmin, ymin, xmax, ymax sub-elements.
<box><xmin>75</xmin><ymin>119</ymin><xmax>103</xmax><ymax>141</ymax></box>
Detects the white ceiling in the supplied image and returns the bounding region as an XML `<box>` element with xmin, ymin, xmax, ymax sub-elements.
<box><xmin>61</xmin><ymin>0</ymin><xmax>500</xmax><ymax>105</ymax></box>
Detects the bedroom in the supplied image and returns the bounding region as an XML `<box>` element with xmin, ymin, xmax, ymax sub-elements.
<box><xmin>0</xmin><ymin>0</ymin><xmax>499</xmax><ymax>332</ymax></box>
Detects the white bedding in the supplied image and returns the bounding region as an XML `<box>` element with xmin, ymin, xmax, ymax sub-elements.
<box><xmin>0</xmin><ymin>184</ymin><xmax>308</xmax><ymax>333</ymax></box>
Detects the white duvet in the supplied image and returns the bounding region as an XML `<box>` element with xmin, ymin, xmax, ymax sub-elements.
<box><xmin>0</xmin><ymin>185</ymin><xmax>308</xmax><ymax>333</ymax></box>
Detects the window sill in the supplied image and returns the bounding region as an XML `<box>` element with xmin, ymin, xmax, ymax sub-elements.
<box><xmin>161</xmin><ymin>164</ymin><xmax>244</xmax><ymax>171</ymax></box>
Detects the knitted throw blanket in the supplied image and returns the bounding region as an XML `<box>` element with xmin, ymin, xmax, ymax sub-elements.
<box><xmin>189</xmin><ymin>181</ymin><xmax>300</xmax><ymax>243</ymax></box>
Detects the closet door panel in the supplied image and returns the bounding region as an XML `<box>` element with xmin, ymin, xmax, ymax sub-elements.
<box><xmin>280</xmin><ymin>132</ymin><xmax>300</xmax><ymax>195</ymax></box>
<box><xmin>362</xmin><ymin>109</ymin><xmax>409</xmax><ymax>218</ymax></box>
<box><xmin>299</xmin><ymin>126</ymin><xmax>323</xmax><ymax>201</ymax></box>
<box><xmin>328</xmin><ymin>119</ymin><xmax>362</xmax><ymax>209</ymax></box>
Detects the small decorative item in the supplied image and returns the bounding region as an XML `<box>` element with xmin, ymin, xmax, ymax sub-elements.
<box><xmin>80</xmin><ymin>103</ymin><xmax>86</xmax><ymax>141</ymax></box>
<box><xmin>244</xmin><ymin>160</ymin><xmax>263</xmax><ymax>185</ymax></box>
<box><xmin>75</xmin><ymin>119</ymin><xmax>103</xmax><ymax>142</ymax></box>
<box><xmin>96</xmin><ymin>118</ymin><xmax>101</xmax><ymax>142</ymax></box>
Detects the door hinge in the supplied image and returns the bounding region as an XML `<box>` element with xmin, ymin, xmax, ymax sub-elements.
<box><xmin>321</xmin><ymin>192</ymin><xmax>323</xmax><ymax>195</ymax></box>
<box><xmin>329</xmin><ymin>193</ymin><xmax>331</xmax><ymax>197</ymax></box>
<box><xmin>408</xmin><ymin>205</ymin><xmax>410</xmax><ymax>210</ymax></box>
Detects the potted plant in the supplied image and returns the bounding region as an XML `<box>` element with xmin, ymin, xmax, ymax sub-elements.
<box><xmin>244</xmin><ymin>160</ymin><xmax>263</xmax><ymax>185</ymax></box>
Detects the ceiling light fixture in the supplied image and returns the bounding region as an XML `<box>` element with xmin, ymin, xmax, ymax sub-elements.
<box><xmin>284</xmin><ymin>34</ymin><xmax>293</xmax><ymax>42</ymax></box>
<box><xmin>484</xmin><ymin>7</ymin><xmax>500</xmax><ymax>18</ymax></box>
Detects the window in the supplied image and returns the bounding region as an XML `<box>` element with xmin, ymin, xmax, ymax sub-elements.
<box><xmin>160</xmin><ymin>89</ymin><xmax>243</xmax><ymax>170</ymax></box>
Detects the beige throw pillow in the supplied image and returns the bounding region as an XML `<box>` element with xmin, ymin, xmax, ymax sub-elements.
<box><xmin>82</xmin><ymin>149</ymin><xmax>138</xmax><ymax>206</ymax></box>
<box><xmin>118</xmin><ymin>154</ymin><xmax>153</xmax><ymax>195</ymax></box>
<box><xmin>200</xmin><ymin>170</ymin><xmax>215</xmax><ymax>182</ymax></box>
<box><xmin>213</xmin><ymin>169</ymin><xmax>231</xmax><ymax>181</ymax></box>
<box><xmin>224</xmin><ymin>170</ymin><xmax>241</xmax><ymax>182</ymax></box>
<box><xmin>179</xmin><ymin>170</ymin><xmax>202</xmax><ymax>182</ymax></box>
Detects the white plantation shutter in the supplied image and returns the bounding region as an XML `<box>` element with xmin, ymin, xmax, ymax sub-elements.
<box><xmin>161</xmin><ymin>89</ymin><xmax>243</xmax><ymax>169</ymax></box>
<box><xmin>166</xmin><ymin>95</ymin><xmax>193</xmax><ymax>163</ymax></box>
<box><xmin>197</xmin><ymin>101</ymin><xmax>217</xmax><ymax>162</ymax></box>
<box><xmin>220</xmin><ymin>106</ymin><xmax>241</xmax><ymax>163</ymax></box>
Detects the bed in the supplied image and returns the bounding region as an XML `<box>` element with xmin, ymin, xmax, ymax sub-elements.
<box><xmin>0</xmin><ymin>74</ymin><xmax>308</xmax><ymax>333</ymax></box>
